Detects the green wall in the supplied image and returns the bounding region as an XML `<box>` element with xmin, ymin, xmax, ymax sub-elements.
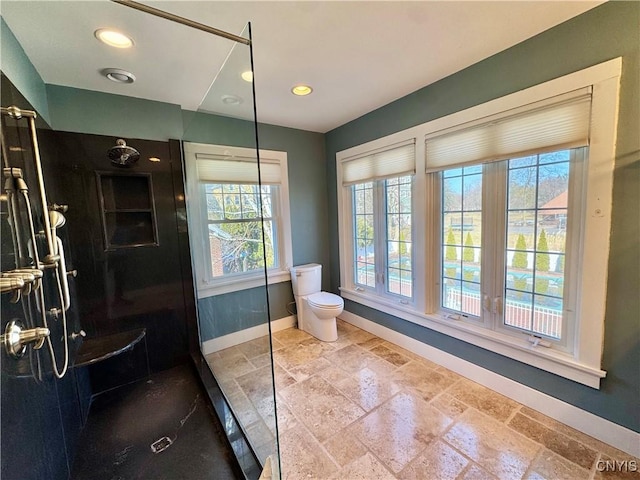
<box><xmin>47</xmin><ymin>85</ymin><xmax>184</xmax><ymax>141</ymax></box>
<box><xmin>198</xmin><ymin>282</ymin><xmax>294</xmax><ymax>340</ymax></box>
<box><xmin>0</xmin><ymin>17</ymin><xmax>49</xmax><ymax>123</ymax></box>
<box><xmin>325</xmin><ymin>1</ymin><xmax>639</xmax><ymax>432</ymax></box>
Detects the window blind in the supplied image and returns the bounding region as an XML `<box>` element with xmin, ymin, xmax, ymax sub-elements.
<box><xmin>425</xmin><ymin>88</ymin><xmax>592</xmax><ymax>172</ymax></box>
<box><xmin>196</xmin><ymin>153</ymin><xmax>281</xmax><ymax>184</ymax></box>
<box><xmin>342</xmin><ymin>139</ymin><xmax>416</xmax><ymax>186</ymax></box>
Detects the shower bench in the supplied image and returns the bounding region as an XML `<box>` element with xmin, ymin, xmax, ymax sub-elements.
<box><xmin>75</xmin><ymin>328</ymin><xmax>146</xmax><ymax>367</ymax></box>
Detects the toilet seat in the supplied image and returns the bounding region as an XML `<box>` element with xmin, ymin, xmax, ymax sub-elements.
<box><xmin>308</xmin><ymin>291</ymin><xmax>343</xmax><ymax>309</ymax></box>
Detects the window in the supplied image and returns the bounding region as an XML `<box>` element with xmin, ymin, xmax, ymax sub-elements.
<box><xmin>441</xmin><ymin>166</ymin><xmax>483</xmax><ymax>317</ymax></box>
<box><xmin>429</xmin><ymin>87</ymin><xmax>590</xmax><ymax>353</ymax></box>
<box><xmin>352</xmin><ymin>176</ymin><xmax>414</xmax><ymax>299</ymax></box>
<box><xmin>385</xmin><ymin>176</ymin><xmax>413</xmax><ymax>298</ymax></box>
<box><xmin>204</xmin><ymin>183</ymin><xmax>277</xmax><ymax>277</ymax></box>
<box><xmin>184</xmin><ymin>143</ymin><xmax>292</xmax><ymax>297</ymax></box>
<box><xmin>353</xmin><ymin>182</ymin><xmax>376</xmax><ymax>289</ymax></box>
<box><xmin>342</xmin><ymin>140</ymin><xmax>416</xmax><ymax>303</ymax></box>
<box><xmin>436</xmin><ymin>148</ymin><xmax>583</xmax><ymax>352</ymax></box>
<box><xmin>337</xmin><ymin>58</ymin><xmax>621</xmax><ymax>388</ymax></box>
<box><xmin>502</xmin><ymin>151</ymin><xmax>573</xmax><ymax>341</ymax></box>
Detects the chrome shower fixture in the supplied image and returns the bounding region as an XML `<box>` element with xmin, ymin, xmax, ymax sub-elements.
<box><xmin>49</xmin><ymin>210</ymin><xmax>66</xmax><ymax>228</ymax></box>
<box><xmin>1</xmin><ymin>105</ymin><xmax>73</xmax><ymax>378</ymax></box>
<box><xmin>1</xmin><ymin>268</ymin><xmax>43</xmax><ymax>302</ymax></box>
<box><xmin>108</xmin><ymin>138</ymin><xmax>140</xmax><ymax>167</ymax></box>
<box><xmin>1</xmin><ymin>320</ymin><xmax>50</xmax><ymax>359</ymax></box>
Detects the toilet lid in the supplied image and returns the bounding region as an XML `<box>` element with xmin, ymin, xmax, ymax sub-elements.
<box><xmin>308</xmin><ymin>292</ymin><xmax>344</xmax><ymax>308</ymax></box>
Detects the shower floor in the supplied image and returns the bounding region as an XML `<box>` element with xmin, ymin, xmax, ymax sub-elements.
<box><xmin>208</xmin><ymin>319</ymin><xmax>637</xmax><ymax>479</ymax></box>
<box><xmin>71</xmin><ymin>364</ymin><xmax>242</xmax><ymax>480</ymax></box>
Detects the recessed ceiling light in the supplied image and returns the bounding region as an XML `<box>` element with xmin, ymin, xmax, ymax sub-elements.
<box><xmin>101</xmin><ymin>68</ymin><xmax>136</xmax><ymax>84</ymax></box>
<box><xmin>291</xmin><ymin>85</ymin><xmax>313</xmax><ymax>96</ymax></box>
<box><xmin>241</xmin><ymin>71</ymin><xmax>253</xmax><ymax>83</ymax></box>
<box><xmin>95</xmin><ymin>29</ymin><xmax>134</xmax><ymax>49</ymax></box>
<box><xmin>221</xmin><ymin>94</ymin><xmax>243</xmax><ymax>105</ymax></box>
<box><xmin>149</xmin><ymin>157</ymin><xmax>161</xmax><ymax>162</ymax></box>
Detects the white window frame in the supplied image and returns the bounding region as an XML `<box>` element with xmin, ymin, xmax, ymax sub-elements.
<box><xmin>337</xmin><ymin>58</ymin><xmax>621</xmax><ymax>388</ymax></box>
<box><xmin>184</xmin><ymin>142</ymin><xmax>293</xmax><ymax>298</ymax></box>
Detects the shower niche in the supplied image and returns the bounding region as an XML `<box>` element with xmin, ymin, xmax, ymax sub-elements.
<box><xmin>96</xmin><ymin>172</ymin><xmax>159</xmax><ymax>250</ymax></box>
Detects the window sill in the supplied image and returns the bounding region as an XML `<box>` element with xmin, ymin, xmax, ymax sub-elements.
<box><xmin>197</xmin><ymin>270</ymin><xmax>291</xmax><ymax>299</ymax></box>
<box><xmin>339</xmin><ymin>287</ymin><xmax>606</xmax><ymax>389</ymax></box>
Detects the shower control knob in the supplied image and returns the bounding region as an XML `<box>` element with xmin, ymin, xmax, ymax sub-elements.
<box><xmin>1</xmin><ymin>277</ymin><xmax>25</xmax><ymax>303</ymax></box>
<box><xmin>1</xmin><ymin>320</ymin><xmax>50</xmax><ymax>358</ymax></box>
<box><xmin>71</xmin><ymin>330</ymin><xmax>86</xmax><ymax>340</ymax></box>
<box><xmin>49</xmin><ymin>203</ymin><xmax>68</xmax><ymax>213</ymax></box>
<box><xmin>0</xmin><ymin>277</ymin><xmax>25</xmax><ymax>293</ymax></box>
<box><xmin>67</xmin><ymin>270</ymin><xmax>78</xmax><ymax>278</ymax></box>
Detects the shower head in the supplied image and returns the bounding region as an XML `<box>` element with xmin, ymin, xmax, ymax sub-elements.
<box><xmin>108</xmin><ymin>139</ymin><xmax>140</xmax><ymax>167</ymax></box>
<box><xmin>48</xmin><ymin>210</ymin><xmax>66</xmax><ymax>257</ymax></box>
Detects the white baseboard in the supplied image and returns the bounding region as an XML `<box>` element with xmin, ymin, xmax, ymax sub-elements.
<box><xmin>340</xmin><ymin>310</ymin><xmax>640</xmax><ymax>458</ymax></box>
<box><xmin>202</xmin><ymin>315</ymin><xmax>296</xmax><ymax>355</ymax></box>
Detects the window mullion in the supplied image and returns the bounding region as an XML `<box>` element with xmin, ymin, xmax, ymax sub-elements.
<box><xmin>427</xmin><ymin>173</ymin><xmax>441</xmax><ymax>314</ymax></box>
<box><xmin>200</xmin><ymin>183</ymin><xmax>215</xmax><ymax>283</ymax></box>
<box><xmin>375</xmin><ymin>180</ymin><xmax>387</xmax><ymax>295</ymax></box>
<box><xmin>346</xmin><ymin>185</ymin><xmax>357</xmax><ymax>290</ymax></box>
<box><xmin>268</xmin><ymin>186</ymin><xmax>283</xmax><ymax>270</ymax></box>
<box><xmin>484</xmin><ymin>161</ymin><xmax>508</xmax><ymax>330</ymax></box>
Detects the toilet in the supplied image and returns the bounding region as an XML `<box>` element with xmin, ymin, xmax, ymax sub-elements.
<box><xmin>290</xmin><ymin>263</ymin><xmax>343</xmax><ymax>342</ymax></box>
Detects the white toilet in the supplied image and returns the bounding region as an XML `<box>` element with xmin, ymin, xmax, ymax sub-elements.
<box><xmin>290</xmin><ymin>263</ymin><xmax>343</xmax><ymax>342</ymax></box>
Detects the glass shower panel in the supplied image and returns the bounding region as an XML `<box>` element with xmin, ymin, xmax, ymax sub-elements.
<box><xmin>182</xmin><ymin>24</ymin><xmax>280</xmax><ymax>478</ymax></box>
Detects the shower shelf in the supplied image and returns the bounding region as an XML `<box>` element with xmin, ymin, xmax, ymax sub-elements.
<box><xmin>96</xmin><ymin>172</ymin><xmax>159</xmax><ymax>250</ymax></box>
<box><xmin>75</xmin><ymin>328</ymin><xmax>146</xmax><ymax>367</ymax></box>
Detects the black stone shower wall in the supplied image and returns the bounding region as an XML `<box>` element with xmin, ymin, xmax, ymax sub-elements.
<box><xmin>1</xmin><ymin>74</ymin><xmax>91</xmax><ymax>480</ymax></box>
<box><xmin>40</xmin><ymin>130</ymin><xmax>197</xmax><ymax>393</ymax></box>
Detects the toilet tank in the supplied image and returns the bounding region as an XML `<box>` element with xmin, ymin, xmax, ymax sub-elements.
<box><xmin>290</xmin><ymin>263</ymin><xmax>322</xmax><ymax>296</ymax></box>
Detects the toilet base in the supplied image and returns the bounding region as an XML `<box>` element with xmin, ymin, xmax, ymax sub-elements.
<box><xmin>299</xmin><ymin>317</ymin><xmax>337</xmax><ymax>342</ymax></box>
<box><xmin>295</xmin><ymin>297</ymin><xmax>339</xmax><ymax>342</ymax></box>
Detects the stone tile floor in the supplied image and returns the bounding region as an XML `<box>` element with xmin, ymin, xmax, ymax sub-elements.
<box><xmin>206</xmin><ymin>320</ymin><xmax>638</xmax><ymax>480</ymax></box>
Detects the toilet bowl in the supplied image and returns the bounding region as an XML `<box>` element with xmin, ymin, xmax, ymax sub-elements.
<box><xmin>290</xmin><ymin>264</ymin><xmax>344</xmax><ymax>342</ymax></box>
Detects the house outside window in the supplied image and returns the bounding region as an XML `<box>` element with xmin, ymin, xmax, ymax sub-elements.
<box><xmin>184</xmin><ymin>142</ymin><xmax>292</xmax><ymax>297</ymax></box>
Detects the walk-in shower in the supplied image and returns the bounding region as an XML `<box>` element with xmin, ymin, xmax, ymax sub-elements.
<box><xmin>1</xmin><ymin>2</ymin><xmax>279</xmax><ymax>479</ymax></box>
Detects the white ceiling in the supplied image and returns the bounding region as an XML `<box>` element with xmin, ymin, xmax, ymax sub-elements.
<box><xmin>1</xmin><ymin>1</ymin><xmax>604</xmax><ymax>133</ymax></box>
